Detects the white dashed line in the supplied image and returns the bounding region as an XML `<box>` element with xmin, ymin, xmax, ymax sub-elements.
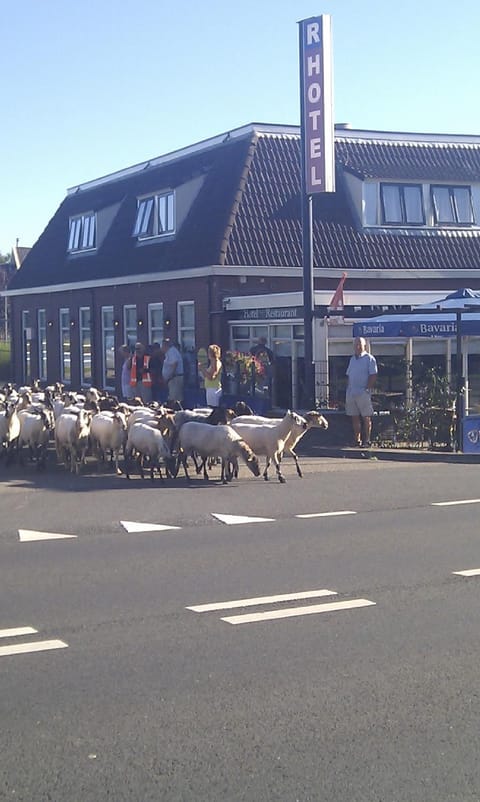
<box><xmin>187</xmin><ymin>588</ymin><xmax>337</xmax><ymax>612</ymax></box>
<box><xmin>0</xmin><ymin>640</ymin><xmax>68</xmax><ymax>658</ymax></box>
<box><xmin>432</xmin><ymin>499</ymin><xmax>480</xmax><ymax>507</ymax></box>
<box><xmin>221</xmin><ymin>598</ymin><xmax>376</xmax><ymax>625</ymax></box>
<box><xmin>211</xmin><ymin>513</ymin><xmax>275</xmax><ymax>525</ymax></box>
<box><xmin>18</xmin><ymin>529</ymin><xmax>77</xmax><ymax>542</ymax></box>
<box><xmin>120</xmin><ymin>520</ymin><xmax>180</xmax><ymax>533</ymax></box>
<box><xmin>453</xmin><ymin>569</ymin><xmax>480</xmax><ymax>577</ymax></box>
<box><xmin>296</xmin><ymin>510</ymin><xmax>357</xmax><ymax>519</ymax></box>
<box><xmin>0</xmin><ymin>627</ymin><xmax>38</xmax><ymax>638</ymax></box>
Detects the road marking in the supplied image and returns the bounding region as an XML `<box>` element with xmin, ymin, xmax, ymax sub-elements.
<box><xmin>211</xmin><ymin>513</ymin><xmax>275</xmax><ymax>525</ymax></box>
<box><xmin>0</xmin><ymin>640</ymin><xmax>68</xmax><ymax>658</ymax></box>
<box><xmin>221</xmin><ymin>598</ymin><xmax>376</xmax><ymax>625</ymax></box>
<box><xmin>432</xmin><ymin>499</ymin><xmax>480</xmax><ymax>507</ymax></box>
<box><xmin>453</xmin><ymin>569</ymin><xmax>480</xmax><ymax>577</ymax></box>
<box><xmin>0</xmin><ymin>626</ymin><xmax>38</xmax><ymax>638</ymax></box>
<box><xmin>18</xmin><ymin>529</ymin><xmax>77</xmax><ymax>542</ymax></box>
<box><xmin>296</xmin><ymin>510</ymin><xmax>357</xmax><ymax>519</ymax></box>
<box><xmin>120</xmin><ymin>520</ymin><xmax>180</xmax><ymax>533</ymax></box>
<box><xmin>187</xmin><ymin>588</ymin><xmax>337</xmax><ymax>613</ymax></box>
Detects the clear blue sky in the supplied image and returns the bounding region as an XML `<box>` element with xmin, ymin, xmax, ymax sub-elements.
<box><xmin>2</xmin><ymin>0</ymin><xmax>480</xmax><ymax>254</ymax></box>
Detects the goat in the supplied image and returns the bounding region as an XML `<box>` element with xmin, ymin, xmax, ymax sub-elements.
<box><xmin>230</xmin><ymin>410</ymin><xmax>307</xmax><ymax>483</ymax></box>
<box><xmin>178</xmin><ymin>422</ymin><xmax>260</xmax><ymax>484</ymax></box>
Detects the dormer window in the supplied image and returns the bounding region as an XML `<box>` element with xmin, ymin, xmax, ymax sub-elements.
<box><xmin>380</xmin><ymin>183</ymin><xmax>424</xmax><ymax>225</ymax></box>
<box><xmin>431</xmin><ymin>185</ymin><xmax>474</xmax><ymax>225</ymax></box>
<box><xmin>68</xmin><ymin>212</ymin><xmax>96</xmax><ymax>251</ymax></box>
<box><xmin>133</xmin><ymin>191</ymin><xmax>175</xmax><ymax>239</ymax></box>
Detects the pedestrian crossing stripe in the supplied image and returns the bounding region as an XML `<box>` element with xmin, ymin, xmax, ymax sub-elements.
<box><xmin>222</xmin><ymin>598</ymin><xmax>376</xmax><ymax>625</ymax></box>
<box><xmin>187</xmin><ymin>588</ymin><xmax>337</xmax><ymax>612</ymax></box>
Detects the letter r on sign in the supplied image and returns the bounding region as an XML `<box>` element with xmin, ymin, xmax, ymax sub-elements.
<box><xmin>306</xmin><ymin>22</ymin><xmax>320</xmax><ymax>44</ymax></box>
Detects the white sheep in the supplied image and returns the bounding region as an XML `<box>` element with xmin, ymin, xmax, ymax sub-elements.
<box><xmin>55</xmin><ymin>408</ymin><xmax>92</xmax><ymax>474</ymax></box>
<box><xmin>233</xmin><ymin>410</ymin><xmax>329</xmax><ymax>478</ymax></box>
<box><xmin>0</xmin><ymin>402</ymin><xmax>21</xmax><ymax>464</ymax></box>
<box><xmin>178</xmin><ymin>421</ymin><xmax>260</xmax><ymax>484</ymax></box>
<box><xmin>230</xmin><ymin>410</ymin><xmax>307</xmax><ymax>483</ymax></box>
<box><xmin>17</xmin><ymin>406</ymin><xmax>55</xmax><ymax>469</ymax></box>
<box><xmin>124</xmin><ymin>421</ymin><xmax>172</xmax><ymax>481</ymax></box>
<box><xmin>90</xmin><ymin>410</ymin><xmax>128</xmax><ymax>474</ymax></box>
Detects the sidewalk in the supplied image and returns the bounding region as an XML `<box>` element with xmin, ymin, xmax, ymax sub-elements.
<box><xmin>297</xmin><ymin>428</ymin><xmax>480</xmax><ymax>463</ymax></box>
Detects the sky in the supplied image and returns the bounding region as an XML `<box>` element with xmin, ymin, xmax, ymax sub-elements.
<box><xmin>2</xmin><ymin>0</ymin><xmax>480</xmax><ymax>254</ymax></box>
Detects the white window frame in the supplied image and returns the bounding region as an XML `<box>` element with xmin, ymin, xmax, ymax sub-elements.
<box><xmin>59</xmin><ymin>308</ymin><xmax>71</xmax><ymax>384</ymax></box>
<box><xmin>22</xmin><ymin>310</ymin><xmax>32</xmax><ymax>383</ymax></box>
<box><xmin>177</xmin><ymin>301</ymin><xmax>195</xmax><ymax>351</ymax></box>
<box><xmin>68</xmin><ymin>212</ymin><xmax>96</xmax><ymax>252</ymax></box>
<box><xmin>101</xmin><ymin>306</ymin><xmax>115</xmax><ymax>390</ymax></box>
<box><xmin>123</xmin><ymin>305</ymin><xmax>137</xmax><ymax>348</ymax></box>
<box><xmin>148</xmin><ymin>303</ymin><xmax>164</xmax><ymax>345</ymax></box>
<box><xmin>79</xmin><ymin>307</ymin><xmax>92</xmax><ymax>387</ymax></box>
<box><xmin>37</xmin><ymin>308</ymin><xmax>47</xmax><ymax>381</ymax></box>
<box><xmin>133</xmin><ymin>191</ymin><xmax>175</xmax><ymax>239</ymax></box>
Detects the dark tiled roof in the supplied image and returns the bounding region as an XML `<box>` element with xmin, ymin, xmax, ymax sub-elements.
<box><xmin>335</xmin><ymin>137</ymin><xmax>480</xmax><ymax>181</ymax></box>
<box><xmin>224</xmin><ymin>134</ymin><xmax>480</xmax><ymax>271</ymax></box>
<box><xmin>9</xmin><ymin>137</ymin><xmax>253</xmax><ymax>291</ymax></box>
<box><xmin>10</xmin><ymin>127</ymin><xmax>480</xmax><ymax>291</ymax></box>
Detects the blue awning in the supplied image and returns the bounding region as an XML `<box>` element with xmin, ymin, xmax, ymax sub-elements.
<box><xmin>353</xmin><ymin>289</ymin><xmax>480</xmax><ymax>338</ymax></box>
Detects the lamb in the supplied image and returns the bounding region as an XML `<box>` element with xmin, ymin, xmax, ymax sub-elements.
<box><xmin>178</xmin><ymin>421</ymin><xmax>260</xmax><ymax>484</ymax></box>
<box><xmin>230</xmin><ymin>410</ymin><xmax>307</xmax><ymax>483</ymax></box>
<box><xmin>124</xmin><ymin>421</ymin><xmax>172</xmax><ymax>481</ymax></box>
<box><xmin>233</xmin><ymin>409</ymin><xmax>329</xmax><ymax>478</ymax></box>
<box><xmin>90</xmin><ymin>410</ymin><xmax>128</xmax><ymax>474</ymax></box>
<box><xmin>55</xmin><ymin>408</ymin><xmax>92</xmax><ymax>474</ymax></box>
<box><xmin>17</xmin><ymin>406</ymin><xmax>55</xmax><ymax>469</ymax></box>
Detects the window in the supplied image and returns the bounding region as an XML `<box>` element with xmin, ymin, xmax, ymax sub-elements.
<box><xmin>38</xmin><ymin>309</ymin><xmax>47</xmax><ymax>380</ymax></box>
<box><xmin>148</xmin><ymin>303</ymin><xmax>164</xmax><ymax>345</ymax></box>
<box><xmin>431</xmin><ymin>185</ymin><xmax>474</xmax><ymax>225</ymax></box>
<box><xmin>177</xmin><ymin>301</ymin><xmax>195</xmax><ymax>351</ymax></box>
<box><xmin>380</xmin><ymin>183</ymin><xmax>424</xmax><ymax>225</ymax></box>
<box><xmin>60</xmin><ymin>308</ymin><xmax>71</xmax><ymax>383</ymax></box>
<box><xmin>22</xmin><ymin>310</ymin><xmax>32</xmax><ymax>383</ymax></box>
<box><xmin>102</xmin><ymin>306</ymin><xmax>115</xmax><ymax>388</ymax></box>
<box><xmin>133</xmin><ymin>191</ymin><xmax>175</xmax><ymax>239</ymax></box>
<box><xmin>79</xmin><ymin>307</ymin><xmax>92</xmax><ymax>386</ymax></box>
<box><xmin>123</xmin><ymin>305</ymin><xmax>137</xmax><ymax>348</ymax></box>
<box><xmin>68</xmin><ymin>212</ymin><xmax>96</xmax><ymax>251</ymax></box>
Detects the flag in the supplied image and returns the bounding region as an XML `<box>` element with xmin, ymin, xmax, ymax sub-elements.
<box><xmin>328</xmin><ymin>272</ymin><xmax>347</xmax><ymax>310</ymax></box>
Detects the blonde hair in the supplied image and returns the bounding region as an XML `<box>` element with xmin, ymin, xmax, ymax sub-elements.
<box><xmin>208</xmin><ymin>344</ymin><xmax>221</xmax><ymax>359</ymax></box>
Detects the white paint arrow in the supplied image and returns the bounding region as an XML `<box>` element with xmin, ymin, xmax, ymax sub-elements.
<box><xmin>120</xmin><ymin>520</ymin><xmax>180</xmax><ymax>533</ymax></box>
<box><xmin>211</xmin><ymin>513</ymin><xmax>275</xmax><ymax>525</ymax></box>
<box><xmin>19</xmin><ymin>529</ymin><xmax>77</xmax><ymax>542</ymax></box>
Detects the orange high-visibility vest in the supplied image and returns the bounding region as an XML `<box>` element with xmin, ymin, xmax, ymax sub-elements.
<box><xmin>130</xmin><ymin>355</ymin><xmax>152</xmax><ymax>387</ymax></box>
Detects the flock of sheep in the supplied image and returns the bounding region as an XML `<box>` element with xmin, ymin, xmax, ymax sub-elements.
<box><xmin>0</xmin><ymin>382</ymin><xmax>329</xmax><ymax>484</ymax></box>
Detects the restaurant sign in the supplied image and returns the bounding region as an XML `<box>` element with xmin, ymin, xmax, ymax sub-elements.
<box><xmin>229</xmin><ymin>307</ymin><xmax>301</xmax><ymax>321</ymax></box>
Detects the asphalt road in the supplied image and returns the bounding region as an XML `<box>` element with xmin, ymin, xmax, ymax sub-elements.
<box><xmin>2</xmin><ymin>455</ymin><xmax>480</xmax><ymax>801</ymax></box>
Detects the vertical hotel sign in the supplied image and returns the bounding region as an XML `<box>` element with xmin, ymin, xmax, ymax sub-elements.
<box><xmin>299</xmin><ymin>15</ymin><xmax>335</xmax><ymax>194</ymax></box>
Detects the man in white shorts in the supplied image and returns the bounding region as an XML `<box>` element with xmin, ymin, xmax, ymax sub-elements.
<box><xmin>346</xmin><ymin>337</ymin><xmax>378</xmax><ymax>447</ymax></box>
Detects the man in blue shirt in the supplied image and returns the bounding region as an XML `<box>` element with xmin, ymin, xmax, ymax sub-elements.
<box><xmin>346</xmin><ymin>337</ymin><xmax>378</xmax><ymax>447</ymax></box>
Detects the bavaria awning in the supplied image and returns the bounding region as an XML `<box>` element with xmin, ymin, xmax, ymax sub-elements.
<box><xmin>353</xmin><ymin>288</ymin><xmax>480</xmax><ymax>339</ymax></box>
